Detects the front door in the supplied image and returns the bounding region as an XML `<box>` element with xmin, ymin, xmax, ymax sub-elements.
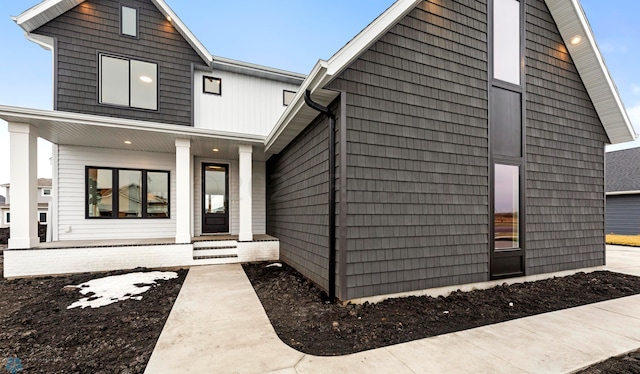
<box><xmin>202</xmin><ymin>163</ymin><xmax>229</xmax><ymax>233</ymax></box>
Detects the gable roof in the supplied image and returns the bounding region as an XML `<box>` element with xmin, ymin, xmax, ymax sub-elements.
<box><xmin>265</xmin><ymin>0</ymin><xmax>636</xmax><ymax>154</ymax></box>
<box><xmin>13</xmin><ymin>0</ymin><xmax>213</xmax><ymax>66</ymax></box>
<box><xmin>606</xmin><ymin>148</ymin><xmax>640</xmax><ymax>194</ymax></box>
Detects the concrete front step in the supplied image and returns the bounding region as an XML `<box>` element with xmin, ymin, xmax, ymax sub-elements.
<box><xmin>193</xmin><ymin>240</ymin><xmax>238</xmax><ymax>249</ymax></box>
<box><xmin>193</xmin><ymin>247</ymin><xmax>238</xmax><ymax>258</ymax></box>
<box><xmin>191</xmin><ymin>256</ymin><xmax>242</xmax><ymax>265</ymax></box>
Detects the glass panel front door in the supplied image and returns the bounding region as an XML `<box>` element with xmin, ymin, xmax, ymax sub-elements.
<box><xmin>202</xmin><ymin>163</ymin><xmax>229</xmax><ymax>233</ymax></box>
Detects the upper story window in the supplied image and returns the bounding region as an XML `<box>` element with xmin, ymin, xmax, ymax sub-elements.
<box><xmin>121</xmin><ymin>5</ymin><xmax>138</xmax><ymax>37</ymax></box>
<box><xmin>4</xmin><ymin>212</ymin><xmax>9</xmax><ymax>224</ymax></box>
<box><xmin>39</xmin><ymin>212</ymin><xmax>47</xmax><ymax>224</ymax></box>
<box><xmin>203</xmin><ymin>76</ymin><xmax>221</xmax><ymax>95</ymax></box>
<box><xmin>42</xmin><ymin>188</ymin><xmax>51</xmax><ymax>196</ymax></box>
<box><xmin>99</xmin><ymin>54</ymin><xmax>158</xmax><ymax>110</ymax></box>
<box><xmin>283</xmin><ymin>90</ymin><xmax>296</xmax><ymax>106</ymax></box>
<box><xmin>493</xmin><ymin>0</ymin><xmax>521</xmax><ymax>85</ymax></box>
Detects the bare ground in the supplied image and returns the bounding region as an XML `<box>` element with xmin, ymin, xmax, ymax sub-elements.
<box><xmin>0</xmin><ymin>252</ymin><xmax>186</xmax><ymax>373</ymax></box>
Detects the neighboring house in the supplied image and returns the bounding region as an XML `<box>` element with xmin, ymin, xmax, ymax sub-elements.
<box><xmin>0</xmin><ymin>179</ymin><xmax>51</xmax><ymax>229</ymax></box>
<box><xmin>0</xmin><ymin>0</ymin><xmax>635</xmax><ymax>302</ymax></box>
<box><xmin>605</xmin><ymin>148</ymin><xmax>640</xmax><ymax>235</ymax></box>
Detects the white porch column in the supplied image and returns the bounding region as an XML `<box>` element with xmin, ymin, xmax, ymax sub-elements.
<box><xmin>175</xmin><ymin>139</ymin><xmax>192</xmax><ymax>244</ymax></box>
<box><xmin>238</xmin><ymin>144</ymin><xmax>253</xmax><ymax>242</ymax></box>
<box><xmin>8</xmin><ymin>123</ymin><xmax>39</xmax><ymax>249</ymax></box>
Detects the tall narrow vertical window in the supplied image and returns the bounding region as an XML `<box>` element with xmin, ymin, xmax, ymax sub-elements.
<box><xmin>88</xmin><ymin>168</ymin><xmax>114</xmax><ymax>218</ymax></box>
<box><xmin>493</xmin><ymin>0</ymin><xmax>521</xmax><ymax>85</ymax></box>
<box><xmin>146</xmin><ymin>171</ymin><xmax>169</xmax><ymax>217</ymax></box>
<box><xmin>494</xmin><ymin>164</ymin><xmax>519</xmax><ymax>249</ymax></box>
<box><xmin>121</xmin><ymin>5</ymin><xmax>138</xmax><ymax>37</ymax></box>
<box><xmin>118</xmin><ymin>170</ymin><xmax>142</xmax><ymax>217</ymax></box>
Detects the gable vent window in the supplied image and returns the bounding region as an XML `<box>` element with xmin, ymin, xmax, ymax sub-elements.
<box><xmin>283</xmin><ymin>90</ymin><xmax>296</xmax><ymax>106</ymax></box>
<box><xmin>99</xmin><ymin>54</ymin><xmax>158</xmax><ymax>110</ymax></box>
<box><xmin>203</xmin><ymin>76</ymin><xmax>221</xmax><ymax>95</ymax></box>
<box><xmin>121</xmin><ymin>5</ymin><xmax>138</xmax><ymax>37</ymax></box>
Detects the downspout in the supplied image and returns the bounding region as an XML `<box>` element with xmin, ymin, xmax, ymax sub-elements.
<box><xmin>304</xmin><ymin>89</ymin><xmax>336</xmax><ymax>302</ymax></box>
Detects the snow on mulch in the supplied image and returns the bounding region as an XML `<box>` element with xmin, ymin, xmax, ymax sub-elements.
<box><xmin>67</xmin><ymin>271</ymin><xmax>178</xmax><ymax>309</ymax></box>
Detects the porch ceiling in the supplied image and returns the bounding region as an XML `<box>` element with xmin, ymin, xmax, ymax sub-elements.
<box><xmin>0</xmin><ymin>106</ymin><xmax>269</xmax><ymax>161</ymax></box>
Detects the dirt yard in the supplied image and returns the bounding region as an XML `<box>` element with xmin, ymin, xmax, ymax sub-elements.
<box><xmin>0</xmin><ymin>252</ymin><xmax>186</xmax><ymax>373</ymax></box>
<box><xmin>244</xmin><ymin>262</ymin><xmax>640</xmax><ymax>358</ymax></box>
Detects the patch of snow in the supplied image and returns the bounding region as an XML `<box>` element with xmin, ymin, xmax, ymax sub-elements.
<box><xmin>67</xmin><ymin>271</ymin><xmax>178</xmax><ymax>309</ymax></box>
<box><xmin>266</xmin><ymin>263</ymin><xmax>282</xmax><ymax>268</ymax></box>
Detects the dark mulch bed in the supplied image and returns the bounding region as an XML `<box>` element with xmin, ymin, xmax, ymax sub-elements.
<box><xmin>0</xmin><ymin>253</ymin><xmax>186</xmax><ymax>373</ymax></box>
<box><xmin>578</xmin><ymin>349</ymin><xmax>640</xmax><ymax>373</ymax></box>
<box><xmin>243</xmin><ymin>262</ymin><xmax>640</xmax><ymax>357</ymax></box>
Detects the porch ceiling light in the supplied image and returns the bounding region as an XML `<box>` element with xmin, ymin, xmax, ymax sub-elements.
<box><xmin>570</xmin><ymin>35</ymin><xmax>582</xmax><ymax>45</ymax></box>
<box><xmin>139</xmin><ymin>75</ymin><xmax>153</xmax><ymax>83</ymax></box>
<box><xmin>124</xmin><ymin>140</ymin><xmax>132</xmax><ymax>144</ymax></box>
<box><xmin>212</xmin><ymin>148</ymin><xmax>219</xmax><ymax>152</ymax></box>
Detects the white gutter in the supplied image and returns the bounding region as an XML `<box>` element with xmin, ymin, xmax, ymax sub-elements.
<box><xmin>606</xmin><ymin>191</ymin><xmax>640</xmax><ymax>196</ymax></box>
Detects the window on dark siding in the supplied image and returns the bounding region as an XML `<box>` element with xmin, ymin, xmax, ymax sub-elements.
<box><xmin>39</xmin><ymin>212</ymin><xmax>47</xmax><ymax>224</ymax></box>
<box><xmin>494</xmin><ymin>164</ymin><xmax>519</xmax><ymax>249</ymax></box>
<box><xmin>121</xmin><ymin>5</ymin><xmax>138</xmax><ymax>37</ymax></box>
<box><xmin>5</xmin><ymin>212</ymin><xmax>9</xmax><ymax>224</ymax></box>
<box><xmin>493</xmin><ymin>0</ymin><xmax>521</xmax><ymax>85</ymax></box>
<box><xmin>87</xmin><ymin>167</ymin><xmax>169</xmax><ymax>219</ymax></box>
<box><xmin>203</xmin><ymin>76</ymin><xmax>221</xmax><ymax>95</ymax></box>
<box><xmin>99</xmin><ymin>54</ymin><xmax>158</xmax><ymax>110</ymax></box>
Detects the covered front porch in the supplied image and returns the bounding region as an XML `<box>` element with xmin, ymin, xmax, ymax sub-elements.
<box><xmin>4</xmin><ymin>235</ymin><xmax>279</xmax><ymax>278</ymax></box>
<box><xmin>0</xmin><ymin>106</ymin><xmax>279</xmax><ymax>278</ymax></box>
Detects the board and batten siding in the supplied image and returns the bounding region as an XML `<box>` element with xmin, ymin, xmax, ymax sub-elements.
<box><xmin>606</xmin><ymin>195</ymin><xmax>640</xmax><ymax>235</ymax></box>
<box><xmin>194</xmin><ymin>70</ymin><xmax>300</xmax><ymax>136</ymax></box>
<box><xmin>524</xmin><ymin>0</ymin><xmax>609</xmax><ymax>274</ymax></box>
<box><xmin>56</xmin><ymin>145</ymin><xmax>176</xmax><ymax>240</ymax></box>
<box><xmin>327</xmin><ymin>0</ymin><xmax>490</xmax><ymax>300</ymax></box>
<box><xmin>193</xmin><ymin>159</ymin><xmax>266</xmax><ymax>236</ymax></box>
<box><xmin>33</xmin><ymin>0</ymin><xmax>204</xmax><ymax>125</ymax></box>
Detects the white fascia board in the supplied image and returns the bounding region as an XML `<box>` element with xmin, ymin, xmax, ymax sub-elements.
<box><xmin>0</xmin><ymin>105</ymin><xmax>264</xmax><ymax>143</ymax></box>
<box><xmin>606</xmin><ymin>191</ymin><xmax>640</xmax><ymax>196</ymax></box>
<box><xmin>212</xmin><ymin>56</ymin><xmax>306</xmax><ymax>82</ymax></box>
<box><xmin>325</xmin><ymin>0</ymin><xmax>421</xmax><ymax>79</ymax></box>
<box><xmin>151</xmin><ymin>0</ymin><xmax>213</xmax><ymax>66</ymax></box>
<box><xmin>14</xmin><ymin>0</ymin><xmax>84</xmax><ymax>32</ymax></box>
<box><xmin>264</xmin><ymin>61</ymin><xmax>329</xmax><ymax>152</ymax></box>
<box><xmin>545</xmin><ymin>0</ymin><xmax>636</xmax><ymax>144</ymax></box>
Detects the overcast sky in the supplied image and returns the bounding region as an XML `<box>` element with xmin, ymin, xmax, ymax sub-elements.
<box><xmin>0</xmin><ymin>0</ymin><xmax>639</xmax><ymax>192</ymax></box>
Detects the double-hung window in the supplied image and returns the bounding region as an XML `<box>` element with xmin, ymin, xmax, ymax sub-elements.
<box><xmin>87</xmin><ymin>167</ymin><xmax>169</xmax><ymax>219</ymax></box>
<box><xmin>99</xmin><ymin>54</ymin><xmax>158</xmax><ymax>110</ymax></box>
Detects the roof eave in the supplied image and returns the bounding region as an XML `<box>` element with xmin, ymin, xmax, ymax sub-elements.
<box><xmin>545</xmin><ymin>0</ymin><xmax>636</xmax><ymax>144</ymax></box>
<box><xmin>150</xmin><ymin>0</ymin><xmax>213</xmax><ymax>66</ymax></box>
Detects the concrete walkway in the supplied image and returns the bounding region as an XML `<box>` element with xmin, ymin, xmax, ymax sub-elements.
<box><xmin>145</xmin><ymin>246</ymin><xmax>640</xmax><ymax>373</ymax></box>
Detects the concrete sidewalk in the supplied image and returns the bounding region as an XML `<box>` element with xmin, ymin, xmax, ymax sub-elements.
<box><xmin>145</xmin><ymin>246</ymin><xmax>640</xmax><ymax>373</ymax></box>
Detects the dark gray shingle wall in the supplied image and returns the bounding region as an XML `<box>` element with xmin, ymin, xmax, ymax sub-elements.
<box><xmin>606</xmin><ymin>148</ymin><xmax>640</xmax><ymax>193</ymax></box>
<box><xmin>525</xmin><ymin>0</ymin><xmax>609</xmax><ymax>274</ymax></box>
<box><xmin>266</xmin><ymin>110</ymin><xmax>335</xmax><ymax>291</ymax></box>
<box><xmin>34</xmin><ymin>0</ymin><xmax>203</xmax><ymax>125</ymax></box>
<box><xmin>328</xmin><ymin>0</ymin><xmax>490</xmax><ymax>299</ymax></box>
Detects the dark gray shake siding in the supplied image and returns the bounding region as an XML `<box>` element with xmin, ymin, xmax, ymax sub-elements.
<box><xmin>269</xmin><ymin>0</ymin><xmax>610</xmax><ymax>301</ymax></box>
<box><xmin>524</xmin><ymin>0</ymin><xmax>608</xmax><ymax>274</ymax></box>
<box><xmin>34</xmin><ymin>0</ymin><xmax>203</xmax><ymax>125</ymax></box>
<box><xmin>266</xmin><ymin>111</ymin><xmax>333</xmax><ymax>291</ymax></box>
<box><xmin>327</xmin><ymin>0</ymin><xmax>490</xmax><ymax>299</ymax></box>
<box><xmin>606</xmin><ymin>195</ymin><xmax>640</xmax><ymax>235</ymax></box>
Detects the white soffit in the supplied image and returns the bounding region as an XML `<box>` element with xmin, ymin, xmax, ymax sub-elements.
<box><xmin>545</xmin><ymin>0</ymin><xmax>636</xmax><ymax>144</ymax></box>
<box><xmin>0</xmin><ymin>105</ymin><xmax>268</xmax><ymax>159</ymax></box>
